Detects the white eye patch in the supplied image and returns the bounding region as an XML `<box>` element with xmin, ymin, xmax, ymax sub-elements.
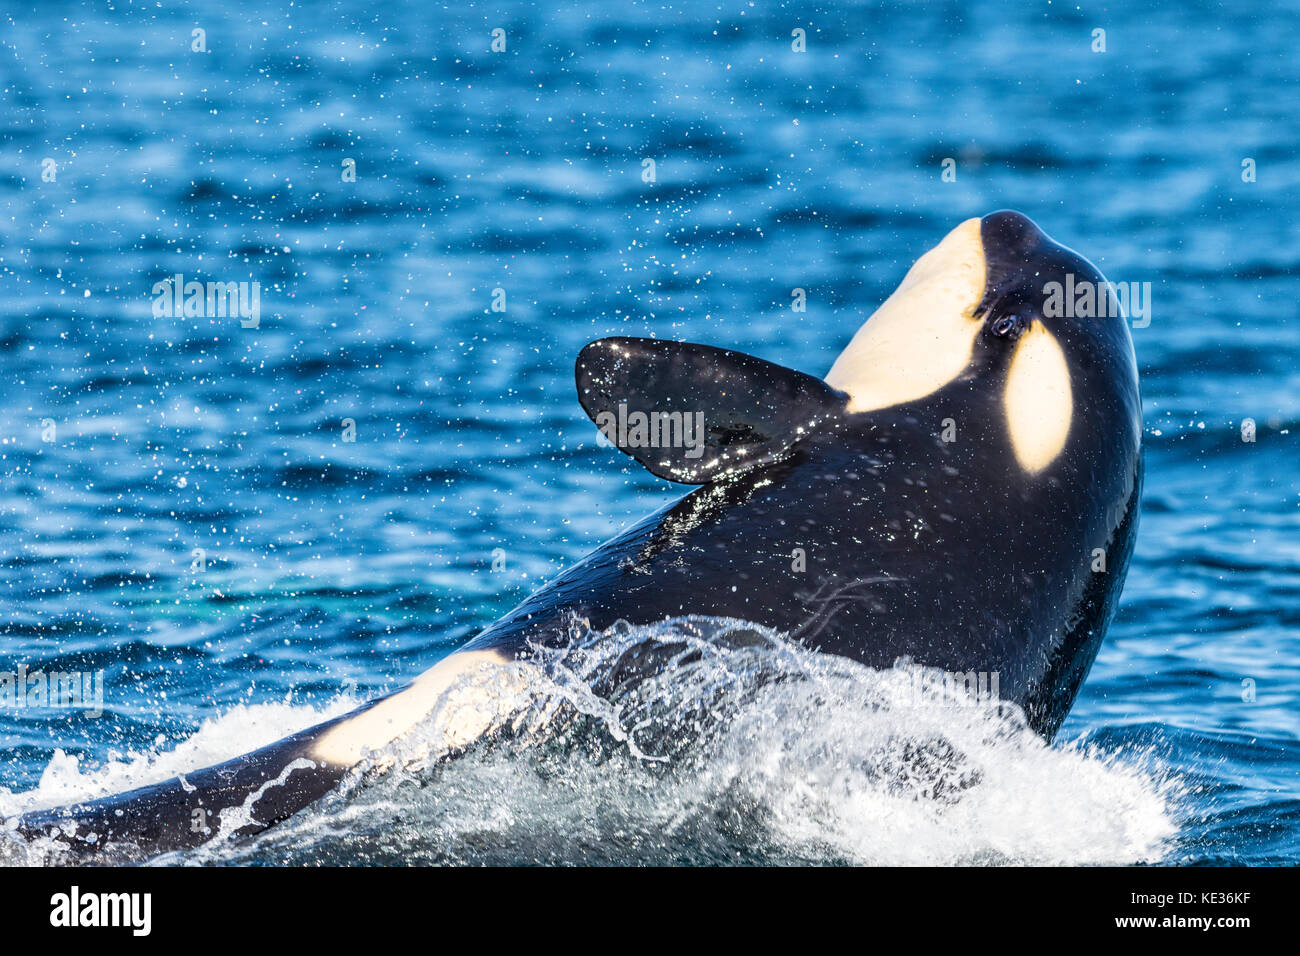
<box><xmin>1003</xmin><ymin>321</ymin><xmax>1073</xmax><ymax>473</ymax></box>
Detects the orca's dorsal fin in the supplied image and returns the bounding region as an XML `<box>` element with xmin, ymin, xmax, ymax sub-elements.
<box><xmin>575</xmin><ymin>336</ymin><xmax>848</xmax><ymax>484</ymax></box>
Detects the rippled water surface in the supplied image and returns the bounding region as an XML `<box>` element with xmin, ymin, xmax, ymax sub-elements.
<box><xmin>1</xmin><ymin>1</ymin><xmax>1297</xmax><ymax>865</ymax></box>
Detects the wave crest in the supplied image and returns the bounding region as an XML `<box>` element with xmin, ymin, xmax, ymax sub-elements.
<box><xmin>4</xmin><ymin>616</ymin><xmax>1180</xmax><ymax>865</ymax></box>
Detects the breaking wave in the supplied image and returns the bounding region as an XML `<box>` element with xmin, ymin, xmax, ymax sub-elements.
<box><xmin>3</xmin><ymin>617</ymin><xmax>1180</xmax><ymax>865</ymax></box>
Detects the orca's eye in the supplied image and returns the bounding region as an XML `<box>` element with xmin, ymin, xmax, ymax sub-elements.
<box><xmin>989</xmin><ymin>314</ymin><xmax>1024</xmax><ymax>339</ymax></box>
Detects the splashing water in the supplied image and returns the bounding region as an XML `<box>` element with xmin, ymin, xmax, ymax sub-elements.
<box><xmin>3</xmin><ymin>618</ymin><xmax>1180</xmax><ymax>866</ymax></box>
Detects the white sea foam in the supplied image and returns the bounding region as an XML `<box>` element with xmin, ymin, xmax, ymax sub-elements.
<box><xmin>2</xmin><ymin>618</ymin><xmax>1180</xmax><ymax>866</ymax></box>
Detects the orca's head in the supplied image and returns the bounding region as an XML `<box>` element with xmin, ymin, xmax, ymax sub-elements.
<box><xmin>826</xmin><ymin>211</ymin><xmax>1141</xmax><ymax>478</ymax></box>
<box><xmin>575</xmin><ymin>211</ymin><xmax>1140</xmax><ymax>493</ymax></box>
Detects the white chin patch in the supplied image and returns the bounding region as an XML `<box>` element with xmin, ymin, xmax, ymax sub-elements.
<box><xmin>826</xmin><ymin>217</ymin><xmax>986</xmax><ymax>412</ymax></box>
<box><xmin>1004</xmin><ymin>322</ymin><xmax>1073</xmax><ymax>473</ymax></box>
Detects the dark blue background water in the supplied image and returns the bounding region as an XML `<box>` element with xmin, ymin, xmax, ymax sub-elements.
<box><xmin>1</xmin><ymin>1</ymin><xmax>1296</xmax><ymax>864</ymax></box>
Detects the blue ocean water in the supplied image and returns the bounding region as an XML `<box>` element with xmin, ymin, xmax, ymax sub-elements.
<box><xmin>0</xmin><ymin>1</ymin><xmax>1296</xmax><ymax>865</ymax></box>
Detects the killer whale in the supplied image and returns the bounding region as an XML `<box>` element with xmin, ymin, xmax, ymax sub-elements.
<box><xmin>10</xmin><ymin>211</ymin><xmax>1142</xmax><ymax>860</ymax></box>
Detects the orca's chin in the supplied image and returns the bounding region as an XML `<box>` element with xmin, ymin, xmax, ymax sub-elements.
<box><xmin>825</xmin><ymin>216</ymin><xmax>986</xmax><ymax>413</ymax></box>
